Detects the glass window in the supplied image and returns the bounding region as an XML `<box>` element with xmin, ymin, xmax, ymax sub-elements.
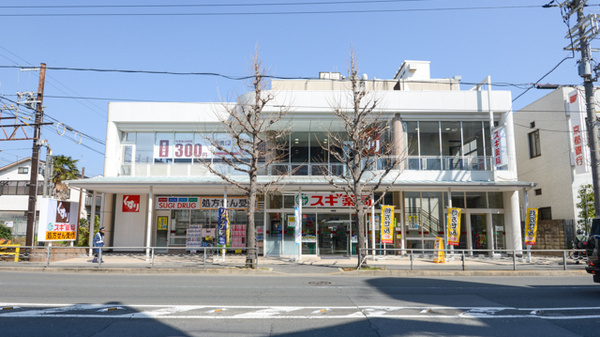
<box><xmin>420</xmin><ymin>122</ymin><xmax>441</xmax><ymax>170</ymax></box>
<box><xmin>466</xmin><ymin>192</ymin><xmax>487</xmax><ymax>208</ymax></box>
<box><xmin>419</xmin><ymin>122</ymin><xmax>440</xmax><ymax>156</ymax></box>
<box><xmin>528</xmin><ymin>130</ymin><xmax>541</xmax><ymax>158</ymax></box>
<box><xmin>18</xmin><ymin>167</ymin><xmax>29</xmax><ymax>174</ymax></box>
<box><xmin>290</xmin><ymin>132</ymin><xmax>309</xmax><ymax>163</ymax></box>
<box><xmin>405</xmin><ymin>121</ymin><xmax>419</xmax><ymax>157</ymax></box>
<box><xmin>311</xmin><ymin>132</ymin><xmax>328</xmax><ymax>163</ymax></box>
<box><xmin>441</xmin><ymin>122</ymin><xmax>462</xmax><ymax>170</ymax></box>
<box><xmin>446</xmin><ymin>191</ymin><xmax>465</xmax><ymax>208</ymax></box>
<box><xmin>462</xmin><ymin>121</ymin><xmax>484</xmax><ymax>169</ymax></box>
<box><xmin>121</xmin><ymin>132</ymin><xmax>135</xmax><ymax>143</ymax></box>
<box><xmin>130</xmin><ymin>132</ymin><xmax>153</xmax><ymax>163</ymax></box>
<box><xmin>154</xmin><ymin>132</ymin><xmax>173</xmax><ymax>163</ymax></box>
<box><xmin>488</xmin><ymin>192</ymin><xmax>504</xmax><ymax>208</ymax></box>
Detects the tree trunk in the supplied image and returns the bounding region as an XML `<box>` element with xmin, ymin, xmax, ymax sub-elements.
<box><xmin>245</xmin><ymin>176</ymin><xmax>258</xmax><ymax>269</ymax></box>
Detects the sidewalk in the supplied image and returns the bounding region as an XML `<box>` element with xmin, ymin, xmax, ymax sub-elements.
<box><xmin>0</xmin><ymin>252</ymin><xmax>590</xmax><ymax>276</ymax></box>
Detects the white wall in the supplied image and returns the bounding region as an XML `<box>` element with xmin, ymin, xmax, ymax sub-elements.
<box><xmin>113</xmin><ymin>193</ymin><xmax>148</xmax><ymax>247</ymax></box>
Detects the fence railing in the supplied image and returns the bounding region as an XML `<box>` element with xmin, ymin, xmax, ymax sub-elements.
<box><xmin>0</xmin><ymin>245</ymin><xmax>589</xmax><ymax>272</ymax></box>
<box><xmin>357</xmin><ymin>248</ymin><xmax>588</xmax><ymax>271</ymax></box>
<box><xmin>0</xmin><ymin>246</ymin><xmax>258</xmax><ymax>269</ymax></box>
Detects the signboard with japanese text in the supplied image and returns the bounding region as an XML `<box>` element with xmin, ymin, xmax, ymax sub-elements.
<box><xmin>492</xmin><ymin>126</ymin><xmax>508</xmax><ymax>169</ymax></box>
<box><xmin>155</xmin><ymin>196</ymin><xmax>255</xmax><ymax>210</ymax></box>
<box><xmin>294</xmin><ymin>192</ymin><xmax>372</xmax><ymax>208</ymax></box>
<box><xmin>524</xmin><ymin>208</ymin><xmax>538</xmax><ymax>246</ymax></box>
<box><xmin>122</xmin><ymin>195</ymin><xmax>140</xmax><ymax>212</ymax></box>
<box><xmin>446</xmin><ymin>207</ymin><xmax>462</xmax><ymax>246</ymax></box>
<box><xmin>568</xmin><ymin>90</ymin><xmax>590</xmax><ymax>174</ymax></box>
<box><xmin>380</xmin><ymin>205</ymin><xmax>394</xmax><ymax>244</ymax></box>
<box><xmin>157</xmin><ymin>216</ymin><xmax>168</xmax><ymax>230</ymax></box>
<box><xmin>156</xmin><ymin>197</ymin><xmax>200</xmax><ymax>210</ymax></box>
<box><xmin>153</xmin><ymin>133</ymin><xmax>247</xmax><ymax>162</ymax></box>
<box><xmin>37</xmin><ymin>198</ymin><xmax>78</xmax><ymax>242</ymax></box>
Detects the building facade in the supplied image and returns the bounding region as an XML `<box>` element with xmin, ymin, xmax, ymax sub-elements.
<box><xmin>70</xmin><ymin>61</ymin><xmax>533</xmax><ymax>256</ymax></box>
<box><xmin>514</xmin><ymin>87</ymin><xmax>595</xmax><ymax>230</ymax></box>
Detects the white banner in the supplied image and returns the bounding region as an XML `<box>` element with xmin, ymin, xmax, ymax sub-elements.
<box><xmin>568</xmin><ymin>90</ymin><xmax>590</xmax><ymax>174</ymax></box>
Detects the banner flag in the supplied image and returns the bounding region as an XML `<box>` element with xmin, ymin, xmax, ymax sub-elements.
<box><xmin>380</xmin><ymin>205</ymin><xmax>395</xmax><ymax>244</ymax></box>
<box><xmin>447</xmin><ymin>208</ymin><xmax>462</xmax><ymax>246</ymax></box>
<box><xmin>524</xmin><ymin>208</ymin><xmax>538</xmax><ymax>246</ymax></box>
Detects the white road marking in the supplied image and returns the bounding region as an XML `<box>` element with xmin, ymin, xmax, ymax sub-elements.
<box><xmin>0</xmin><ymin>303</ymin><xmax>599</xmax><ymax>320</ymax></box>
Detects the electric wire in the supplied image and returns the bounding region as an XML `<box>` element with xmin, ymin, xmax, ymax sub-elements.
<box><xmin>0</xmin><ymin>5</ymin><xmax>547</xmax><ymax>17</ymax></box>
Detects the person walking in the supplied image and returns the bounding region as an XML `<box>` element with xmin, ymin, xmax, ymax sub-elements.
<box><xmin>92</xmin><ymin>227</ymin><xmax>105</xmax><ymax>263</ymax></box>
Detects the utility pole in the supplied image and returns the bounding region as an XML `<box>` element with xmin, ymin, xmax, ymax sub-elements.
<box><xmin>25</xmin><ymin>63</ymin><xmax>46</xmax><ymax>247</ymax></box>
<box><xmin>561</xmin><ymin>0</ymin><xmax>600</xmax><ymax>227</ymax></box>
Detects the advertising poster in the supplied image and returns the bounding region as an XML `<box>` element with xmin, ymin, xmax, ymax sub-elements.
<box><xmin>380</xmin><ymin>205</ymin><xmax>395</xmax><ymax>244</ymax></box>
<box><xmin>524</xmin><ymin>208</ymin><xmax>539</xmax><ymax>246</ymax></box>
<box><xmin>446</xmin><ymin>207</ymin><xmax>462</xmax><ymax>246</ymax></box>
<box><xmin>37</xmin><ymin>198</ymin><xmax>78</xmax><ymax>241</ymax></box>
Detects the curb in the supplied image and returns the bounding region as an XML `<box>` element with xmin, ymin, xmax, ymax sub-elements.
<box><xmin>0</xmin><ymin>265</ymin><xmax>589</xmax><ymax>276</ymax></box>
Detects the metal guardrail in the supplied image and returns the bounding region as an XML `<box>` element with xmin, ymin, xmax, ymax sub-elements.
<box><xmin>357</xmin><ymin>248</ymin><xmax>588</xmax><ymax>271</ymax></box>
<box><xmin>0</xmin><ymin>245</ymin><xmax>259</xmax><ymax>269</ymax></box>
<box><xmin>0</xmin><ymin>244</ymin><xmax>20</xmax><ymax>262</ymax></box>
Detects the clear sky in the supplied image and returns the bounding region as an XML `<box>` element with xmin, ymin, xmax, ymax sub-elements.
<box><xmin>0</xmin><ymin>0</ymin><xmax>590</xmax><ymax>176</ymax></box>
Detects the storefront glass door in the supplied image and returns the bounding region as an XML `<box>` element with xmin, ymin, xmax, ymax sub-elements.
<box><xmin>318</xmin><ymin>214</ymin><xmax>351</xmax><ymax>255</ymax></box>
<box><xmin>471</xmin><ymin>214</ymin><xmax>487</xmax><ymax>250</ymax></box>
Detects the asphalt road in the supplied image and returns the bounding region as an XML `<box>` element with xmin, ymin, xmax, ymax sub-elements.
<box><xmin>1</xmin><ymin>271</ymin><xmax>599</xmax><ymax>336</ymax></box>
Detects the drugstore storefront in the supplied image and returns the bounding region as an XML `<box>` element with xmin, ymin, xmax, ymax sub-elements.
<box><xmin>70</xmin><ymin>177</ymin><xmax>528</xmax><ymax>257</ymax></box>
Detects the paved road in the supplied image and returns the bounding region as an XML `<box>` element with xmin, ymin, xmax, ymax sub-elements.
<box><xmin>1</xmin><ymin>271</ymin><xmax>599</xmax><ymax>336</ymax></box>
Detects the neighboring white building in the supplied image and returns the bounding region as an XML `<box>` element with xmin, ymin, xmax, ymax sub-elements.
<box><xmin>70</xmin><ymin>61</ymin><xmax>533</xmax><ymax>256</ymax></box>
<box><xmin>0</xmin><ymin>157</ymin><xmax>82</xmax><ymax>237</ymax></box>
<box><xmin>514</xmin><ymin>87</ymin><xmax>594</xmax><ymax>228</ymax></box>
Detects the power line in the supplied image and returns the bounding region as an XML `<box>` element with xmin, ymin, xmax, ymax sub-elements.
<box><xmin>0</xmin><ymin>5</ymin><xmax>546</xmax><ymax>17</ymax></box>
<box><xmin>0</xmin><ymin>1</ymin><xmax>436</xmax><ymax>10</ymax></box>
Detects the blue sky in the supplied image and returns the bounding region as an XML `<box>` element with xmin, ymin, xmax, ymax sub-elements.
<box><xmin>0</xmin><ymin>0</ymin><xmax>590</xmax><ymax>176</ymax></box>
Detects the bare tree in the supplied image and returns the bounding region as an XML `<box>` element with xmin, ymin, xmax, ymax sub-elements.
<box><xmin>202</xmin><ymin>52</ymin><xmax>289</xmax><ymax>268</ymax></box>
<box><xmin>322</xmin><ymin>50</ymin><xmax>404</xmax><ymax>268</ymax></box>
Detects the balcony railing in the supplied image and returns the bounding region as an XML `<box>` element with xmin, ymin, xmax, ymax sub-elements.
<box><xmin>119</xmin><ymin>156</ymin><xmax>498</xmax><ymax>177</ymax></box>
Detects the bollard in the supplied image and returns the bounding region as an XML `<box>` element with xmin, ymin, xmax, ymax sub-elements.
<box><xmin>461</xmin><ymin>250</ymin><xmax>466</xmax><ymax>271</ymax></box>
<box><xmin>151</xmin><ymin>248</ymin><xmax>155</xmax><ymax>269</ymax></box>
<box><xmin>98</xmin><ymin>249</ymin><xmax>102</xmax><ymax>267</ymax></box>
<box><xmin>203</xmin><ymin>248</ymin><xmax>206</xmax><ymax>268</ymax></box>
<box><xmin>410</xmin><ymin>250</ymin><xmax>414</xmax><ymax>270</ymax></box>
<box><xmin>513</xmin><ymin>251</ymin><xmax>517</xmax><ymax>271</ymax></box>
<box><xmin>563</xmin><ymin>250</ymin><xmax>567</xmax><ymax>271</ymax></box>
<box><xmin>46</xmin><ymin>246</ymin><xmax>51</xmax><ymax>267</ymax></box>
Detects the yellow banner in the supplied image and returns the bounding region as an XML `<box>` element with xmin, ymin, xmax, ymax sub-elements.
<box><xmin>380</xmin><ymin>205</ymin><xmax>395</xmax><ymax>244</ymax></box>
<box><xmin>433</xmin><ymin>237</ymin><xmax>445</xmax><ymax>263</ymax></box>
<box><xmin>446</xmin><ymin>208</ymin><xmax>462</xmax><ymax>246</ymax></box>
<box><xmin>524</xmin><ymin>208</ymin><xmax>538</xmax><ymax>245</ymax></box>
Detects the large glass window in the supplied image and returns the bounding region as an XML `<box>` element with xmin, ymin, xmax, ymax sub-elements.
<box><xmin>420</xmin><ymin>122</ymin><xmax>441</xmax><ymax>170</ymax></box>
<box><xmin>174</xmin><ymin>133</ymin><xmax>194</xmax><ymax>163</ymax></box>
<box><xmin>441</xmin><ymin>121</ymin><xmax>462</xmax><ymax>169</ymax></box>
<box><xmin>154</xmin><ymin>132</ymin><xmax>173</xmax><ymax>163</ymax></box>
<box><xmin>462</xmin><ymin>121</ymin><xmax>485</xmax><ymax>169</ymax></box>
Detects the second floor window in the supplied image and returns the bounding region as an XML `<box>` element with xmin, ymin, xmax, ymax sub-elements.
<box><xmin>528</xmin><ymin>130</ymin><xmax>541</xmax><ymax>158</ymax></box>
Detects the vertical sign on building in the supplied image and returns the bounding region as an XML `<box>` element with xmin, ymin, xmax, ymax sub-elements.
<box><xmin>492</xmin><ymin>126</ymin><xmax>508</xmax><ymax>169</ymax></box>
<box><xmin>524</xmin><ymin>208</ymin><xmax>538</xmax><ymax>246</ymax></box>
<box><xmin>568</xmin><ymin>90</ymin><xmax>590</xmax><ymax>174</ymax></box>
<box><xmin>446</xmin><ymin>208</ymin><xmax>462</xmax><ymax>246</ymax></box>
<box><xmin>380</xmin><ymin>205</ymin><xmax>394</xmax><ymax>244</ymax></box>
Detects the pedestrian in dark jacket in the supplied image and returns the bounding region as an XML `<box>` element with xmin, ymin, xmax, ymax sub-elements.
<box><xmin>92</xmin><ymin>227</ymin><xmax>105</xmax><ymax>263</ymax></box>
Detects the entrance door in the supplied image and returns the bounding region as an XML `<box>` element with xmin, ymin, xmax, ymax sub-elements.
<box><xmin>155</xmin><ymin>211</ymin><xmax>170</xmax><ymax>249</ymax></box>
<box><xmin>318</xmin><ymin>214</ymin><xmax>351</xmax><ymax>255</ymax></box>
<box><xmin>470</xmin><ymin>214</ymin><xmax>487</xmax><ymax>250</ymax></box>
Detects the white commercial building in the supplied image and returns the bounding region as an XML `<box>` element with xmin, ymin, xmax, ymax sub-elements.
<box><xmin>70</xmin><ymin>61</ymin><xmax>533</xmax><ymax>256</ymax></box>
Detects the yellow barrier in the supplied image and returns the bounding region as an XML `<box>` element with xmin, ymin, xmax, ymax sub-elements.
<box><xmin>0</xmin><ymin>244</ymin><xmax>20</xmax><ymax>262</ymax></box>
